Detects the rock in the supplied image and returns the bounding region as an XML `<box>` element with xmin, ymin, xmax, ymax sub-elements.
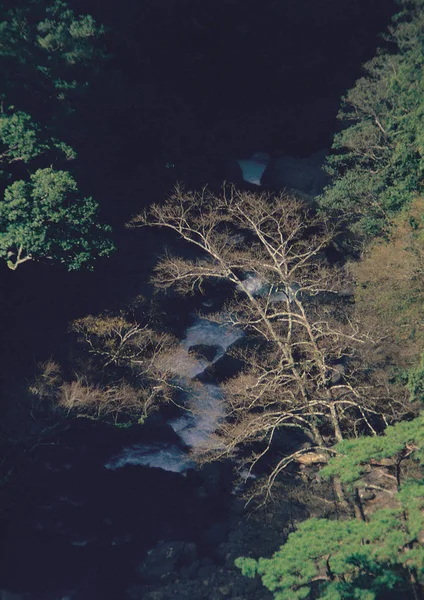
<box><xmin>227</xmin><ymin>528</ymin><xmax>243</xmax><ymax>543</ymax></box>
<box><xmin>358</xmin><ymin>489</ymin><xmax>376</xmax><ymax>502</ymax></box>
<box><xmin>236</xmin><ymin>153</ymin><xmax>271</xmax><ymax>186</ymax></box>
<box><xmin>222</xmin><ymin>157</ymin><xmax>244</xmax><ymax>185</ymax></box>
<box><xmin>261</xmin><ymin>149</ymin><xmax>328</xmax><ymax>196</ymax></box>
<box><xmin>198</xmin><ymin>461</ymin><xmax>232</xmax><ymax>496</ymax></box>
<box><xmin>180</xmin><ymin>559</ymin><xmax>200</xmax><ymax>580</ymax></box>
<box><xmin>299</xmin><ymin>466</ymin><xmax>317</xmax><ymax>481</ymax></box>
<box><xmin>369</xmin><ymin>457</ymin><xmax>395</xmax><ymax>467</ymax></box>
<box><xmin>136</xmin><ymin>541</ymin><xmax>197</xmax><ymax>584</ymax></box>
<box><xmin>202</xmin><ymin>522</ymin><xmax>228</xmax><ymax>546</ymax></box>
<box><xmin>197</xmin><ymin>352</ymin><xmax>244</xmax><ymax>384</ymax></box>
<box><xmin>197</xmin><ymin>562</ymin><xmax>216</xmax><ymax>580</ymax></box>
<box><xmin>218</xmin><ymin>585</ymin><xmax>231</xmax><ymax>596</ymax></box>
<box><xmin>180</xmin><ymin>542</ymin><xmax>197</xmax><ymax>565</ymax></box>
<box><xmin>188</xmin><ymin>344</ymin><xmax>222</xmax><ymax>363</ymax></box>
<box><xmin>295</xmin><ymin>452</ymin><xmax>328</xmax><ymax>466</ymax></box>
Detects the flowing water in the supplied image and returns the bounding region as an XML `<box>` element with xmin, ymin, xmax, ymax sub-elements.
<box><xmin>105</xmin><ymin>318</ymin><xmax>244</xmax><ymax>473</ymax></box>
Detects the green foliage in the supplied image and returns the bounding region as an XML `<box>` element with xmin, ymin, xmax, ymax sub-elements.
<box><xmin>0</xmin><ymin>110</ymin><xmax>76</xmax><ymax>164</ymax></box>
<box><xmin>320</xmin><ymin>414</ymin><xmax>424</xmax><ymax>486</ymax></box>
<box><xmin>36</xmin><ymin>1</ymin><xmax>105</xmax><ymax>68</ymax></box>
<box><xmin>0</xmin><ymin>0</ymin><xmax>106</xmax><ymax>102</ymax></box>
<box><xmin>0</xmin><ymin>168</ymin><xmax>113</xmax><ymax>270</ymax></box>
<box><xmin>318</xmin><ymin>0</ymin><xmax>424</xmax><ymax>241</ymax></box>
<box><xmin>0</xmin><ymin>0</ymin><xmax>113</xmax><ymax>269</ymax></box>
<box><xmin>408</xmin><ymin>353</ymin><xmax>424</xmax><ymax>402</ymax></box>
<box><xmin>0</xmin><ymin>111</ymin><xmax>43</xmax><ymax>163</ymax></box>
<box><xmin>237</xmin><ymin>481</ymin><xmax>424</xmax><ymax>600</ymax></box>
<box><xmin>237</xmin><ymin>412</ymin><xmax>424</xmax><ymax>599</ymax></box>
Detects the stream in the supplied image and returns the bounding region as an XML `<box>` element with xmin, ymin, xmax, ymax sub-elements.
<box><xmin>105</xmin><ymin>317</ymin><xmax>244</xmax><ymax>473</ymax></box>
<box><xmin>0</xmin><ymin>153</ymin><xmax>324</xmax><ymax>600</ymax></box>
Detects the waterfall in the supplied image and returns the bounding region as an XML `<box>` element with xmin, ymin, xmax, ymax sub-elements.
<box><xmin>236</xmin><ymin>152</ymin><xmax>270</xmax><ymax>185</ymax></box>
<box><xmin>105</xmin><ymin>318</ymin><xmax>243</xmax><ymax>473</ymax></box>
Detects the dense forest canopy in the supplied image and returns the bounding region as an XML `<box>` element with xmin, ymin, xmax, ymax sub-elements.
<box><xmin>0</xmin><ymin>0</ymin><xmax>113</xmax><ymax>270</ymax></box>
<box><xmin>318</xmin><ymin>0</ymin><xmax>424</xmax><ymax>243</ymax></box>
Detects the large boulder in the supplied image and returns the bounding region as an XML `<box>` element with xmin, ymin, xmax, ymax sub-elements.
<box><xmin>222</xmin><ymin>157</ymin><xmax>244</xmax><ymax>185</ymax></box>
<box><xmin>236</xmin><ymin>152</ymin><xmax>271</xmax><ymax>186</ymax></box>
<box><xmin>261</xmin><ymin>149</ymin><xmax>328</xmax><ymax>196</ymax></box>
<box><xmin>136</xmin><ymin>540</ymin><xmax>197</xmax><ymax>584</ymax></box>
<box><xmin>188</xmin><ymin>344</ymin><xmax>222</xmax><ymax>363</ymax></box>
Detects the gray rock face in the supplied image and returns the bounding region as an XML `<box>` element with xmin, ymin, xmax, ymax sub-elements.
<box><xmin>261</xmin><ymin>149</ymin><xmax>328</xmax><ymax>196</ymax></box>
<box><xmin>236</xmin><ymin>152</ymin><xmax>270</xmax><ymax>185</ymax></box>
<box><xmin>222</xmin><ymin>157</ymin><xmax>244</xmax><ymax>185</ymax></box>
<box><xmin>136</xmin><ymin>541</ymin><xmax>197</xmax><ymax>584</ymax></box>
<box><xmin>188</xmin><ymin>344</ymin><xmax>222</xmax><ymax>363</ymax></box>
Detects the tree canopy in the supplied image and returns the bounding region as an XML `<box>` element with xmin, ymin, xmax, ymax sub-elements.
<box><xmin>0</xmin><ymin>0</ymin><xmax>113</xmax><ymax>270</ymax></box>
<box><xmin>318</xmin><ymin>0</ymin><xmax>424</xmax><ymax>243</ymax></box>
<box><xmin>236</xmin><ymin>413</ymin><xmax>424</xmax><ymax>600</ymax></box>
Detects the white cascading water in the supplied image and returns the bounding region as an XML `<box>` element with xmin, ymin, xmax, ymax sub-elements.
<box><xmin>105</xmin><ymin>318</ymin><xmax>244</xmax><ymax>473</ymax></box>
<box><xmin>236</xmin><ymin>152</ymin><xmax>270</xmax><ymax>185</ymax></box>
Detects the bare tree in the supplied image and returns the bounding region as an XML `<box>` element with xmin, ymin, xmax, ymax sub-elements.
<box><xmin>56</xmin><ymin>377</ymin><xmax>167</xmax><ymax>424</ymax></box>
<box><xmin>30</xmin><ymin>311</ymin><xmax>183</xmax><ymax>424</ymax></box>
<box><xmin>69</xmin><ymin>312</ymin><xmax>183</xmax><ymax>422</ymax></box>
<box><xmin>131</xmin><ymin>185</ymin><xmax>411</xmax><ymax>491</ymax></box>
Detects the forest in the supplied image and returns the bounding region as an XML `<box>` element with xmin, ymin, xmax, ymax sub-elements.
<box><xmin>0</xmin><ymin>0</ymin><xmax>423</xmax><ymax>599</ymax></box>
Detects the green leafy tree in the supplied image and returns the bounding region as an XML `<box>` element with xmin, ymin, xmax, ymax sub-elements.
<box><xmin>318</xmin><ymin>0</ymin><xmax>424</xmax><ymax>242</ymax></box>
<box><xmin>0</xmin><ymin>0</ymin><xmax>113</xmax><ymax>270</ymax></box>
<box><xmin>0</xmin><ymin>0</ymin><xmax>106</xmax><ymax>107</ymax></box>
<box><xmin>0</xmin><ymin>168</ymin><xmax>113</xmax><ymax>270</ymax></box>
<box><xmin>237</xmin><ymin>482</ymin><xmax>424</xmax><ymax>600</ymax></box>
<box><xmin>236</xmin><ymin>414</ymin><xmax>424</xmax><ymax>600</ymax></box>
<box><xmin>408</xmin><ymin>353</ymin><xmax>424</xmax><ymax>403</ymax></box>
<box><xmin>320</xmin><ymin>413</ymin><xmax>424</xmax><ymax>485</ymax></box>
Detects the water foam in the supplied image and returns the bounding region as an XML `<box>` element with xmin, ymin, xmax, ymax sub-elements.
<box><xmin>105</xmin><ymin>318</ymin><xmax>243</xmax><ymax>473</ymax></box>
<box><xmin>236</xmin><ymin>152</ymin><xmax>270</xmax><ymax>186</ymax></box>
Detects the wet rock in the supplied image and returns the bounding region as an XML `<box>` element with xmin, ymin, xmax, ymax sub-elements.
<box><xmin>199</xmin><ymin>461</ymin><xmax>233</xmax><ymax>497</ymax></box>
<box><xmin>222</xmin><ymin>158</ymin><xmax>244</xmax><ymax>185</ymax></box>
<box><xmin>202</xmin><ymin>522</ymin><xmax>228</xmax><ymax>546</ymax></box>
<box><xmin>136</xmin><ymin>541</ymin><xmax>197</xmax><ymax>584</ymax></box>
<box><xmin>197</xmin><ymin>353</ymin><xmax>244</xmax><ymax>384</ymax></box>
<box><xmin>180</xmin><ymin>559</ymin><xmax>200</xmax><ymax>580</ymax></box>
<box><xmin>261</xmin><ymin>149</ymin><xmax>328</xmax><ymax>196</ymax></box>
<box><xmin>188</xmin><ymin>344</ymin><xmax>222</xmax><ymax>363</ymax></box>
